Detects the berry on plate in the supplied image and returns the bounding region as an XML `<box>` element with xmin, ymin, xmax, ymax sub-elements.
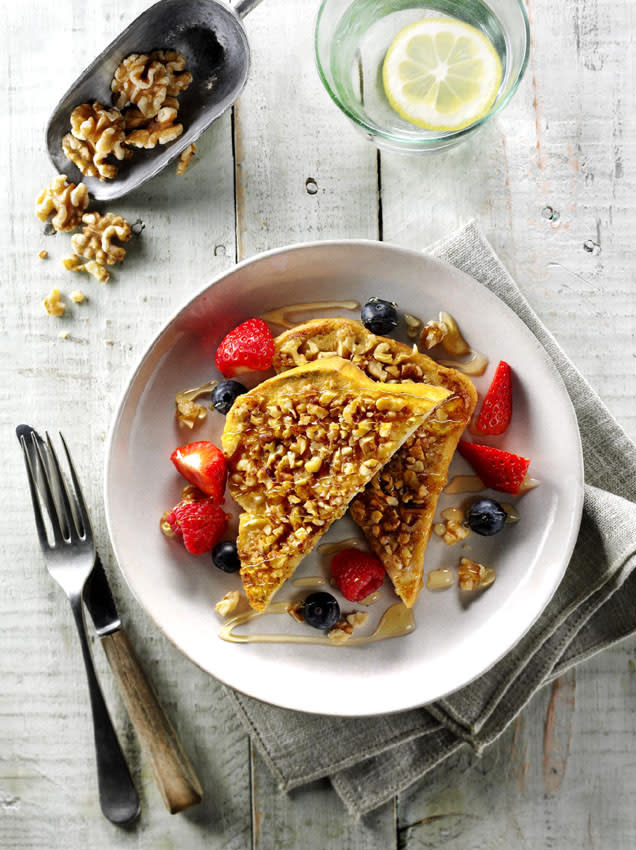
<box><xmin>458</xmin><ymin>441</ymin><xmax>530</xmax><ymax>495</ymax></box>
<box><xmin>211</xmin><ymin>379</ymin><xmax>247</xmax><ymax>414</ymax></box>
<box><xmin>215</xmin><ymin>318</ymin><xmax>274</xmax><ymax>378</ymax></box>
<box><xmin>303</xmin><ymin>592</ymin><xmax>341</xmax><ymax>630</ymax></box>
<box><xmin>360</xmin><ymin>298</ymin><xmax>399</xmax><ymax>335</ymax></box>
<box><xmin>212</xmin><ymin>540</ymin><xmax>241</xmax><ymax>573</ymax></box>
<box><xmin>170</xmin><ymin>440</ymin><xmax>227</xmax><ymax>503</ymax></box>
<box><xmin>331</xmin><ymin>548</ymin><xmax>386</xmax><ymax>602</ymax></box>
<box><xmin>473</xmin><ymin>361</ymin><xmax>512</xmax><ymax>435</ymax></box>
<box><xmin>165</xmin><ymin>497</ymin><xmax>228</xmax><ymax>555</ymax></box>
<box><xmin>467</xmin><ymin>498</ymin><xmax>507</xmax><ymax>536</ymax></box>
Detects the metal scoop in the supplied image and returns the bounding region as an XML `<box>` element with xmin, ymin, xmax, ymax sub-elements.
<box><xmin>46</xmin><ymin>0</ymin><xmax>263</xmax><ymax>201</ymax></box>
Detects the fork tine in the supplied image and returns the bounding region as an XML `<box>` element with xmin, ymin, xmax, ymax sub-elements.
<box><xmin>31</xmin><ymin>434</ymin><xmax>67</xmax><ymax>545</ymax></box>
<box><xmin>59</xmin><ymin>432</ymin><xmax>92</xmax><ymax>542</ymax></box>
<box><xmin>44</xmin><ymin>431</ymin><xmax>81</xmax><ymax>541</ymax></box>
<box><xmin>19</xmin><ymin>434</ymin><xmax>51</xmax><ymax>549</ymax></box>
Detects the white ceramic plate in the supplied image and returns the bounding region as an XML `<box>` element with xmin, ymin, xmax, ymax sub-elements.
<box><xmin>105</xmin><ymin>241</ymin><xmax>583</xmax><ymax>716</ymax></box>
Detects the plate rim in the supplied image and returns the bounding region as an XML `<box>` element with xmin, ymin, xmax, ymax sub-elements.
<box><xmin>104</xmin><ymin>238</ymin><xmax>584</xmax><ymax>716</ymax></box>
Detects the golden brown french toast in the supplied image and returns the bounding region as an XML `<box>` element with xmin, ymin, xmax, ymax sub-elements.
<box><xmin>273</xmin><ymin>320</ymin><xmax>477</xmax><ymax>607</ymax></box>
<box><xmin>222</xmin><ymin>357</ymin><xmax>450</xmax><ymax>610</ymax></box>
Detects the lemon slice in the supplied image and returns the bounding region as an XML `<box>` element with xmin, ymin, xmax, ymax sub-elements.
<box><xmin>383</xmin><ymin>17</ymin><xmax>502</xmax><ymax>132</ymax></box>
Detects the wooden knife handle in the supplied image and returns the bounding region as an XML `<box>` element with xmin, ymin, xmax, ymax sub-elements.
<box><xmin>101</xmin><ymin>629</ymin><xmax>203</xmax><ymax>813</ymax></box>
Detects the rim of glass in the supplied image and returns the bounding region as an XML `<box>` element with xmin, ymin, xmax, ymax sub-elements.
<box><xmin>314</xmin><ymin>0</ymin><xmax>531</xmax><ymax>148</ymax></box>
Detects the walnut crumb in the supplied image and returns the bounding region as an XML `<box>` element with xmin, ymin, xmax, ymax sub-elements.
<box><xmin>176</xmin><ymin>143</ymin><xmax>196</xmax><ymax>175</ymax></box>
<box><xmin>43</xmin><ymin>288</ymin><xmax>65</xmax><ymax>317</ymax></box>
<box><xmin>215</xmin><ymin>590</ymin><xmax>241</xmax><ymax>617</ymax></box>
<box><xmin>58</xmin><ymin>330</ymin><xmax>69</xmax><ymax>340</ymax></box>
<box><xmin>458</xmin><ymin>558</ymin><xmax>496</xmax><ymax>591</ymax></box>
<box><xmin>70</xmin><ymin>290</ymin><xmax>86</xmax><ymax>304</ymax></box>
<box><xmin>38</xmin><ymin>250</ymin><xmax>48</xmax><ymax>259</ymax></box>
<box><xmin>327</xmin><ymin>610</ymin><xmax>369</xmax><ymax>643</ymax></box>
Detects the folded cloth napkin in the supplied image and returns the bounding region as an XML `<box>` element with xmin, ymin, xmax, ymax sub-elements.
<box><xmin>222</xmin><ymin>221</ymin><xmax>636</xmax><ymax>817</ymax></box>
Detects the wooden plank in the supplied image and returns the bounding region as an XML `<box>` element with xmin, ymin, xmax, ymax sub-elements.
<box><xmin>1</xmin><ymin>1</ymin><xmax>253</xmax><ymax>847</ymax></box>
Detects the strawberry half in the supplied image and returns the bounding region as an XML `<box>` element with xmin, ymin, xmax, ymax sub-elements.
<box><xmin>171</xmin><ymin>440</ymin><xmax>227</xmax><ymax>503</ymax></box>
<box><xmin>458</xmin><ymin>441</ymin><xmax>530</xmax><ymax>494</ymax></box>
<box><xmin>165</xmin><ymin>497</ymin><xmax>228</xmax><ymax>555</ymax></box>
<box><xmin>331</xmin><ymin>549</ymin><xmax>386</xmax><ymax>602</ymax></box>
<box><xmin>473</xmin><ymin>361</ymin><xmax>512</xmax><ymax>435</ymax></box>
<box><xmin>215</xmin><ymin>318</ymin><xmax>274</xmax><ymax>378</ymax></box>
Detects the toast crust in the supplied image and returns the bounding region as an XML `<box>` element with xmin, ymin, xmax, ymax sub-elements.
<box><xmin>273</xmin><ymin>320</ymin><xmax>477</xmax><ymax>607</ymax></box>
<box><xmin>223</xmin><ymin>356</ymin><xmax>450</xmax><ymax>610</ymax></box>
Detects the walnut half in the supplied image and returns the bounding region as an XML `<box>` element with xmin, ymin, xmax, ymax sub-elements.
<box><xmin>62</xmin><ymin>101</ymin><xmax>130</xmax><ymax>181</ymax></box>
<box><xmin>36</xmin><ymin>175</ymin><xmax>89</xmax><ymax>232</ymax></box>
<box><xmin>71</xmin><ymin>211</ymin><xmax>132</xmax><ymax>266</ymax></box>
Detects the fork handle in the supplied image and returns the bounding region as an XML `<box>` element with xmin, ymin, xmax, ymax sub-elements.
<box><xmin>101</xmin><ymin>629</ymin><xmax>203</xmax><ymax>813</ymax></box>
<box><xmin>70</xmin><ymin>598</ymin><xmax>140</xmax><ymax>824</ymax></box>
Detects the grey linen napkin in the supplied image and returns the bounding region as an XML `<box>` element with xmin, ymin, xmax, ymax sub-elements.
<box><xmin>222</xmin><ymin>222</ymin><xmax>636</xmax><ymax>817</ymax></box>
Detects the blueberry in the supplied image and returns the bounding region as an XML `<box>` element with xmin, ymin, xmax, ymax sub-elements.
<box><xmin>303</xmin><ymin>592</ymin><xmax>340</xmax><ymax>630</ymax></box>
<box><xmin>212</xmin><ymin>540</ymin><xmax>241</xmax><ymax>572</ymax></box>
<box><xmin>467</xmin><ymin>499</ymin><xmax>507</xmax><ymax>536</ymax></box>
<box><xmin>212</xmin><ymin>380</ymin><xmax>247</xmax><ymax>414</ymax></box>
<box><xmin>361</xmin><ymin>298</ymin><xmax>399</xmax><ymax>335</ymax></box>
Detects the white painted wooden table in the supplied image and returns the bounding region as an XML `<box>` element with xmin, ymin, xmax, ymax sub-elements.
<box><xmin>2</xmin><ymin>0</ymin><xmax>635</xmax><ymax>847</ymax></box>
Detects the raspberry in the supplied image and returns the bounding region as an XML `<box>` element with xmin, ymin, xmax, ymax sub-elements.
<box><xmin>331</xmin><ymin>549</ymin><xmax>386</xmax><ymax>602</ymax></box>
<box><xmin>215</xmin><ymin>318</ymin><xmax>275</xmax><ymax>378</ymax></box>
<box><xmin>165</xmin><ymin>497</ymin><xmax>228</xmax><ymax>555</ymax></box>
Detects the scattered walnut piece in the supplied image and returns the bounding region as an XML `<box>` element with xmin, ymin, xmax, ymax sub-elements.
<box><xmin>36</xmin><ymin>175</ymin><xmax>89</xmax><ymax>232</ymax></box>
<box><xmin>176</xmin><ymin>397</ymin><xmax>208</xmax><ymax>429</ymax></box>
<box><xmin>62</xmin><ymin>254</ymin><xmax>110</xmax><ymax>283</ymax></box>
<box><xmin>432</xmin><ymin>507</ymin><xmax>470</xmax><ymax>545</ymax></box>
<box><xmin>176</xmin><ymin>143</ymin><xmax>196</xmax><ymax>175</ymax></box>
<box><xmin>327</xmin><ymin>611</ymin><xmax>368</xmax><ymax>644</ymax></box>
<box><xmin>70</xmin><ymin>289</ymin><xmax>86</xmax><ymax>304</ymax></box>
<box><xmin>458</xmin><ymin>558</ymin><xmax>496</xmax><ymax>591</ymax></box>
<box><xmin>150</xmin><ymin>49</ymin><xmax>193</xmax><ymax>96</ymax></box>
<box><xmin>112</xmin><ymin>53</ymin><xmax>170</xmax><ymax>117</ymax></box>
<box><xmin>215</xmin><ymin>590</ymin><xmax>241</xmax><ymax>617</ymax></box>
<box><xmin>125</xmin><ymin>98</ymin><xmax>183</xmax><ymax>149</ymax></box>
<box><xmin>58</xmin><ymin>330</ymin><xmax>69</xmax><ymax>340</ymax></box>
<box><xmin>43</xmin><ymin>288</ymin><xmax>66</xmax><ymax>317</ymax></box>
<box><xmin>420</xmin><ymin>319</ymin><xmax>448</xmax><ymax>350</ymax></box>
<box><xmin>72</xmin><ymin>211</ymin><xmax>132</xmax><ymax>266</ymax></box>
<box><xmin>62</xmin><ymin>101</ymin><xmax>130</xmax><ymax>181</ymax></box>
<box><xmin>38</xmin><ymin>250</ymin><xmax>48</xmax><ymax>259</ymax></box>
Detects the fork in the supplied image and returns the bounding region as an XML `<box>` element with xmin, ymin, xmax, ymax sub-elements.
<box><xmin>17</xmin><ymin>425</ymin><xmax>140</xmax><ymax>825</ymax></box>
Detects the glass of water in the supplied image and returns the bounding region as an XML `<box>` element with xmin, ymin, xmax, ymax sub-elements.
<box><xmin>315</xmin><ymin>0</ymin><xmax>530</xmax><ymax>153</ymax></box>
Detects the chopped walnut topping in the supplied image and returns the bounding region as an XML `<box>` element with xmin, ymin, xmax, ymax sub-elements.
<box><xmin>36</xmin><ymin>175</ymin><xmax>89</xmax><ymax>232</ymax></box>
<box><xmin>458</xmin><ymin>558</ymin><xmax>496</xmax><ymax>591</ymax></box>
<box><xmin>420</xmin><ymin>320</ymin><xmax>448</xmax><ymax>350</ymax></box>
<box><xmin>432</xmin><ymin>506</ymin><xmax>470</xmax><ymax>545</ymax></box>
<box><xmin>327</xmin><ymin>611</ymin><xmax>369</xmax><ymax>643</ymax></box>
<box><xmin>111</xmin><ymin>53</ymin><xmax>171</xmax><ymax>117</ymax></box>
<box><xmin>43</xmin><ymin>288</ymin><xmax>65</xmax><ymax>317</ymax></box>
<box><xmin>62</xmin><ymin>254</ymin><xmax>110</xmax><ymax>283</ymax></box>
<box><xmin>215</xmin><ymin>590</ymin><xmax>241</xmax><ymax>617</ymax></box>
<box><xmin>176</xmin><ymin>143</ymin><xmax>196</xmax><ymax>175</ymax></box>
<box><xmin>125</xmin><ymin>98</ymin><xmax>183</xmax><ymax>149</ymax></box>
<box><xmin>71</xmin><ymin>211</ymin><xmax>132</xmax><ymax>266</ymax></box>
<box><xmin>62</xmin><ymin>101</ymin><xmax>130</xmax><ymax>181</ymax></box>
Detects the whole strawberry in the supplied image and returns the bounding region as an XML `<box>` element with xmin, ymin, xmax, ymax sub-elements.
<box><xmin>165</xmin><ymin>497</ymin><xmax>228</xmax><ymax>555</ymax></box>
<box><xmin>458</xmin><ymin>441</ymin><xmax>530</xmax><ymax>494</ymax></box>
<box><xmin>215</xmin><ymin>318</ymin><xmax>274</xmax><ymax>378</ymax></box>
<box><xmin>331</xmin><ymin>548</ymin><xmax>385</xmax><ymax>602</ymax></box>
<box><xmin>171</xmin><ymin>440</ymin><xmax>226</xmax><ymax>503</ymax></box>
<box><xmin>473</xmin><ymin>361</ymin><xmax>512</xmax><ymax>435</ymax></box>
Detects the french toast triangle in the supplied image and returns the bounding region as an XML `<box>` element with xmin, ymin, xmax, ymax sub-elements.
<box><xmin>222</xmin><ymin>357</ymin><xmax>450</xmax><ymax>611</ymax></box>
<box><xmin>273</xmin><ymin>319</ymin><xmax>478</xmax><ymax>608</ymax></box>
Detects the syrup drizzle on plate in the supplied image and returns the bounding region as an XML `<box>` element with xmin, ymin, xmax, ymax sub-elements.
<box><xmin>262</xmin><ymin>300</ymin><xmax>360</xmax><ymax>330</ymax></box>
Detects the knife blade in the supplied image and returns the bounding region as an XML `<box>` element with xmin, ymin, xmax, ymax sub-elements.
<box><xmin>83</xmin><ymin>554</ymin><xmax>203</xmax><ymax>813</ymax></box>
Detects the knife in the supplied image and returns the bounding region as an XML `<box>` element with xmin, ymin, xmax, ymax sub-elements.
<box><xmin>84</xmin><ymin>556</ymin><xmax>203</xmax><ymax>814</ymax></box>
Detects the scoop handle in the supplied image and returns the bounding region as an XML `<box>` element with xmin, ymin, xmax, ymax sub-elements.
<box><xmin>234</xmin><ymin>0</ymin><xmax>264</xmax><ymax>17</ymax></box>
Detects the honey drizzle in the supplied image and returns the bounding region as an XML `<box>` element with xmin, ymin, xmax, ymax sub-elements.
<box><xmin>292</xmin><ymin>576</ymin><xmax>327</xmax><ymax>588</ymax></box>
<box><xmin>261</xmin><ymin>300</ymin><xmax>360</xmax><ymax>330</ymax></box>
<box><xmin>317</xmin><ymin>538</ymin><xmax>364</xmax><ymax>558</ymax></box>
<box><xmin>444</xmin><ymin>474</ymin><xmax>485</xmax><ymax>494</ymax></box>
<box><xmin>429</xmin><ymin>311</ymin><xmax>489</xmax><ymax>376</ymax></box>
<box><xmin>175</xmin><ymin>379</ymin><xmax>219</xmax><ymax>404</ymax></box>
<box><xmin>218</xmin><ymin>602</ymin><xmax>415</xmax><ymax>646</ymax></box>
